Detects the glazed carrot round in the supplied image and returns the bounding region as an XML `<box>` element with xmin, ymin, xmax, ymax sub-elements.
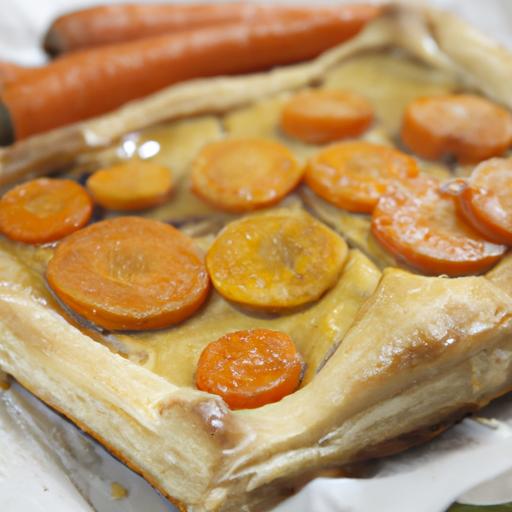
<box><xmin>1</xmin><ymin>9</ymin><xmax>381</xmax><ymax>144</ymax></box>
<box><xmin>443</xmin><ymin>158</ymin><xmax>512</xmax><ymax>245</ymax></box>
<box><xmin>305</xmin><ymin>141</ymin><xmax>419</xmax><ymax>213</ymax></box>
<box><xmin>86</xmin><ymin>161</ymin><xmax>173</xmax><ymax>211</ymax></box>
<box><xmin>371</xmin><ymin>177</ymin><xmax>507</xmax><ymax>276</ymax></box>
<box><xmin>44</xmin><ymin>3</ymin><xmax>380</xmax><ymax>55</ymax></box>
<box><xmin>191</xmin><ymin>138</ymin><xmax>302</xmax><ymax>212</ymax></box>
<box><xmin>47</xmin><ymin>217</ymin><xmax>210</xmax><ymax>330</ymax></box>
<box><xmin>196</xmin><ymin>328</ymin><xmax>304</xmax><ymax>409</ymax></box>
<box><xmin>206</xmin><ymin>210</ymin><xmax>348</xmax><ymax>310</ymax></box>
<box><xmin>281</xmin><ymin>89</ymin><xmax>373</xmax><ymax>144</ymax></box>
<box><xmin>0</xmin><ymin>178</ymin><xmax>92</xmax><ymax>244</ymax></box>
<box><xmin>401</xmin><ymin>94</ymin><xmax>512</xmax><ymax>164</ymax></box>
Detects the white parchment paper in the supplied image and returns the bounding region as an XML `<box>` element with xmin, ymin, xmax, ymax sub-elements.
<box><xmin>1</xmin><ymin>1</ymin><xmax>512</xmax><ymax>511</ymax></box>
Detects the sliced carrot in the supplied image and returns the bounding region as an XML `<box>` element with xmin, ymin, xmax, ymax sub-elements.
<box><xmin>86</xmin><ymin>161</ymin><xmax>173</xmax><ymax>211</ymax></box>
<box><xmin>443</xmin><ymin>158</ymin><xmax>512</xmax><ymax>245</ymax></box>
<box><xmin>401</xmin><ymin>94</ymin><xmax>512</xmax><ymax>164</ymax></box>
<box><xmin>196</xmin><ymin>328</ymin><xmax>304</xmax><ymax>409</ymax></box>
<box><xmin>1</xmin><ymin>9</ymin><xmax>382</xmax><ymax>143</ymax></box>
<box><xmin>371</xmin><ymin>177</ymin><xmax>506</xmax><ymax>276</ymax></box>
<box><xmin>191</xmin><ymin>138</ymin><xmax>302</xmax><ymax>212</ymax></box>
<box><xmin>44</xmin><ymin>3</ymin><xmax>380</xmax><ymax>55</ymax></box>
<box><xmin>305</xmin><ymin>141</ymin><xmax>419</xmax><ymax>213</ymax></box>
<box><xmin>281</xmin><ymin>89</ymin><xmax>373</xmax><ymax>144</ymax></box>
<box><xmin>206</xmin><ymin>210</ymin><xmax>347</xmax><ymax>310</ymax></box>
<box><xmin>0</xmin><ymin>178</ymin><xmax>92</xmax><ymax>244</ymax></box>
<box><xmin>47</xmin><ymin>216</ymin><xmax>210</xmax><ymax>330</ymax></box>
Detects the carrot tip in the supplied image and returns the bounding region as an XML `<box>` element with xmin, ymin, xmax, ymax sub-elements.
<box><xmin>0</xmin><ymin>101</ymin><xmax>14</xmax><ymax>147</ymax></box>
<box><xmin>43</xmin><ymin>29</ymin><xmax>63</xmax><ymax>57</ymax></box>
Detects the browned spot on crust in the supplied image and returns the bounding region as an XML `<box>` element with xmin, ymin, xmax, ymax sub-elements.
<box><xmin>352</xmin><ymin>404</ymin><xmax>480</xmax><ymax>462</ymax></box>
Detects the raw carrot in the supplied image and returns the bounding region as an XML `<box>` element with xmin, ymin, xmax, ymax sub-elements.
<box><xmin>196</xmin><ymin>328</ymin><xmax>304</xmax><ymax>409</ymax></box>
<box><xmin>0</xmin><ymin>60</ymin><xmax>32</xmax><ymax>90</ymax></box>
<box><xmin>43</xmin><ymin>3</ymin><xmax>380</xmax><ymax>55</ymax></box>
<box><xmin>0</xmin><ymin>9</ymin><xmax>381</xmax><ymax>144</ymax></box>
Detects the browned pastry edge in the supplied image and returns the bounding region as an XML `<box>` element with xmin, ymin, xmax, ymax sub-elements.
<box><xmin>352</xmin><ymin>404</ymin><xmax>480</xmax><ymax>463</ymax></box>
<box><xmin>10</xmin><ymin>372</ymin><xmax>511</xmax><ymax>512</ymax></box>
<box><xmin>11</xmin><ymin>374</ymin><xmax>188</xmax><ymax>511</ymax></box>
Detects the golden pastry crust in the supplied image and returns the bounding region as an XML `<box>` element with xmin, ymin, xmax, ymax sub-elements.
<box><xmin>1</xmin><ymin>5</ymin><xmax>512</xmax><ymax>512</ymax></box>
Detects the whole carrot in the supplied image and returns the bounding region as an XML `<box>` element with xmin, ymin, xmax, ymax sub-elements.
<box><xmin>43</xmin><ymin>3</ymin><xmax>379</xmax><ymax>55</ymax></box>
<box><xmin>0</xmin><ymin>9</ymin><xmax>380</xmax><ymax>144</ymax></box>
<box><xmin>0</xmin><ymin>61</ymin><xmax>33</xmax><ymax>91</ymax></box>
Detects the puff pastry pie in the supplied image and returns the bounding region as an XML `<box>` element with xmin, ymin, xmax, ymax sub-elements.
<box><xmin>1</xmin><ymin>5</ymin><xmax>512</xmax><ymax>512</ymax></box>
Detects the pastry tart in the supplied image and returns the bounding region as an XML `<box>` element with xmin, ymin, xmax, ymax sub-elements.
<box><xmin>2</xmin><ymin>5</ymin><xmax>512</xmax><ymax>511</ymax></box>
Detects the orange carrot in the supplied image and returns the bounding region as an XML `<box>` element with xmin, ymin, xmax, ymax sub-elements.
<box><xmin>191</xmin><ymin>138</ymin><xmax>302</xmax><ymax>212</ymax></box>
<box><xmin>1</xmin><ymin>11</ymin><xmax>381</xmax><ymax>144</ymax></box>
<box><xmin>0</xmin><ymin>178</ymin><xmax>92</xmax><ymax>244</ymax></box>
<box><xmin>0</xmin><ymin>60</ymin><xmax>32</xmax><ymax>91</ymax></box>
<box><xmin>371</xmin><ymin>177</ymin><xmax>507</xmax><ymax>276</ymax></box>
<box><xmin>47</xmin><ymin>216</ymin><xmax>210</xmax><ymax>330</ymax></box>
<box><xmin>206</xmin><ymin>211</ymin><xmax>348</xmax><ymax>310</ymax></box>
<box><xmin>87</xmin><ymin>161</ymin><xmax>173</xmax><ymax>211</ymax></box>
<box><xmin>401</xmin><ymin>94</ymin><xmax>512</xmax><ymax>164</ymax></box>
<box><xmin>196</xmin><ymin>328</ymin><xmax>304</xmax><ymax>409</ymax></box>
<box><xmin>305</xmin><ymin>141</ymin><xmax>419</xmax><ymax>213</ymax></box>
<box><xmin>43</xmin><ymin>3</ymin><xmax>380</xmax><ymax>55</ymax></box>
<box><xmin>281</xmin><ymin>89</ymin><xmax>374</xmax><ymax>144</ymax></box>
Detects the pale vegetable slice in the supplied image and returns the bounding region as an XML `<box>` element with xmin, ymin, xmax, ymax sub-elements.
<box><xmin>206</xmin><ymin>209</ymin><xmax>348</xmax><ymax>310</ymax></box>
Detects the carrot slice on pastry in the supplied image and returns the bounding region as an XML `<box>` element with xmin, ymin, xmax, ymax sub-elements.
<box><xmin>401</xmin><ymin>94</ymin><xmax>512</xmax><ymax>164</ymax></box>
<box><xmin>206</xmin><ymin>210</ymin><xmax>348</xmax><ymax>310</ymax></box>
<box><xmin>443</xmin><ymin>158</ymin><xmax>512</xmax><ymax>245</ymax></box>
<box><xmin>47</xmin><ymin>216</ymin><xmax>210</xmax><ymax>330</ymax></box>
<box><xmin>371</xmin><ymin>177</ymin><xmax>507</xmax><ymax>276</ymax></box>
<box><xmin>191</xmin><ymin>138</ymin><xmax>302</xmax><ymax>212</ymax></box>
<box><xmin>87</xmin><ymin>161</ymin><xmax>173</xmax><ymax>211</ymax></box>
<box><xmin>305</xmin><ymin>141</ymin><xmax>419</xmax><ymax>213</ymax></box>
<box><xmin>0</xmin><ymin>178</ymin><xmax>92</xmax><ymax>244</ymax></box>
<box><xmin>196</xmin><ymin>328</ymin><xmax>304</xmax><ymax>409</ymax></box>
<box><xmin>281</xmin><ymin>89</ymin><xmax>373</xmax><ymax>144</ymax></box>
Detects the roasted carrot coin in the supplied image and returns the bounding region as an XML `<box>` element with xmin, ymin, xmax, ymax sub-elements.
<box><xmin>281</xmin><ymin>89</ymin><xmax>373</xmax><ymax>144</ymax></box>
<box><xmin>196</xmin><ymin>328</ymin><xmax>304</xmax><ymax>409</ymax></box>
<box><xmin>371</xmin><ymin>177</ymin><xmax>506</xmax><ymax>276</ymax></box>
<box><xmin>191</xmin><ymin>138</ymin><xmax>302</xmax><ymax>212</ymax></box>
<box><xmin>206</xmin><ymin>210</ymin><xmax>348</xmax><ymax>309</ymax></box>
<box><xmin>86</xmin><ymin>161</ymin><xmax>173</xmax><ymax>211</ymax></box>
<box><xmin>443</xmin><ymin>158</ymin><xmax>512</xmax><ymax>245</ymax></box>
<box><xmin>0</xmin><ymin>178</ymin><xmax>92</xmax><ymax>244</ymax></box>
<box><xmin>47</xmin><ymin>216</ymin><xmax>210</xmax><ymax>330</ymax></box>
<box><xmin>401</xmin><ymin>94</ymin><xmax>512</xmax><ymax>164</ymax></box>
<box><xmin>305</xmin><ymin>141</ymin><xmax>419</xmax><ymax>213</ymax></box>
